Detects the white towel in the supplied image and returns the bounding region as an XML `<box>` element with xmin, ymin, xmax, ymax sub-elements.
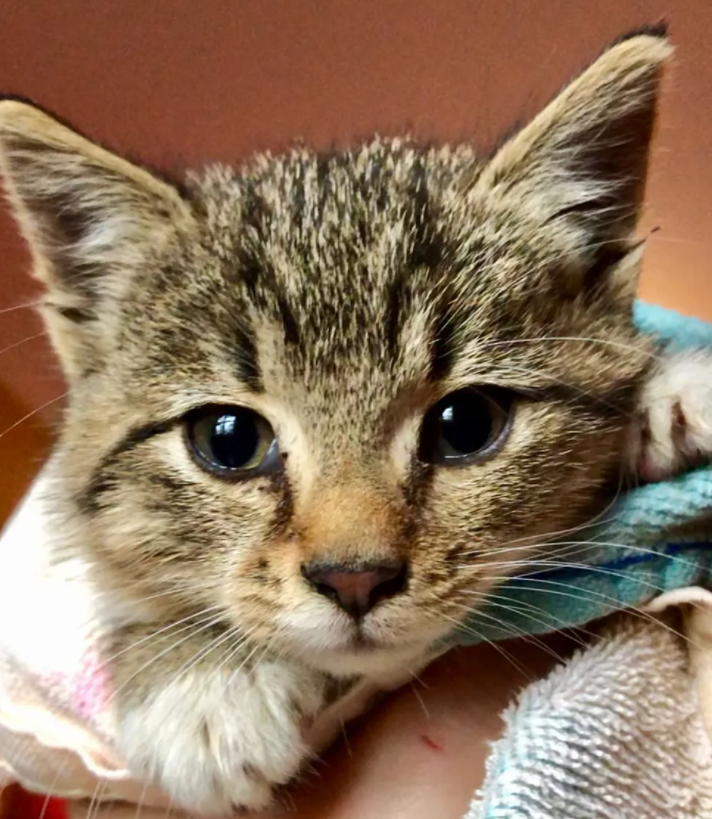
<box><xmin>467</xmin><ymin>607</ymin><xmax>712</xmax><ymax>818</ymax></box>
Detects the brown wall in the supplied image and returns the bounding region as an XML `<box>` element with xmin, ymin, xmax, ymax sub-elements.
<box><xmin>1</xmin><ymin>0</ymin><xmax>711</xmax><ymax>522</ymax></box>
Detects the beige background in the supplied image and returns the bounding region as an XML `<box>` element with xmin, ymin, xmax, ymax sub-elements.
<box><xmin>0</xmin><ymin>0</ymin><xmax>711</xmax><ymax>523</ymax></box>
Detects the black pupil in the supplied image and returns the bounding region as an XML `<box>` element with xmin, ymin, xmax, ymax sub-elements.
<box><xmin>207</xmin><ymin>411</ymin><xmax>259</xmax><ymax>468</ymax></box>
<box><xmin>439</xmin><ymin>393</ymin><xmax>494</xmax><ymax>455</ymax></box>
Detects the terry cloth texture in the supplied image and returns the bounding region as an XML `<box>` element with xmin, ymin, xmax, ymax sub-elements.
<box><xmin>466</xmin><ymin>609</ymin><xmax>712</xmax><ymax>819</ymax></box>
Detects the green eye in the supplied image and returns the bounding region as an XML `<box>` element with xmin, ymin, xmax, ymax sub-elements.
<box><xmin>186</xmin><ymin>405</ymin><xmax>279</xmax><ymax>478</ymax></box>
<box><xmin>419</xmin><ymin>388</ymin><xmax>513</xmax><ymax>466</ymax></box>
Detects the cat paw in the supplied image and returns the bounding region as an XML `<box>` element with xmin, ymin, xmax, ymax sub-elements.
<box><xmin>628</xmin><ymin>349</ymin><xmax>712</xmax><ymax>483</ymax></box>
<box><xmin>117</xmin><ymin>658</ymin><xmax>326</xmax><ymax>817</ymax></box>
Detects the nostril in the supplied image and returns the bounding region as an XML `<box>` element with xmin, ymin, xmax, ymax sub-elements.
<box><xmin>370</xmin><ymin>562</ymin><xmax>407</xmax><ymax>606</ymax></box>
<box><xmin>301</xmin><ymin>560</ymin><xmax>408</xmax><ymax>618</ymax></box>
<box><xmin>312</xmin><ymin>580</ymin><xmax>339</xmax><ymax>604</ymax></box>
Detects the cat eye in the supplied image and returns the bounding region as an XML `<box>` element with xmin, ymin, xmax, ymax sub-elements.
<box><xmin>186</xmin><ymin>405</ymin><xmax>279</xmax><ymax>478</ymax></box>
<box><xmin>419</xmin><ymin>388</ymin><xmax>513</xmax><ymax>466</ymax></box>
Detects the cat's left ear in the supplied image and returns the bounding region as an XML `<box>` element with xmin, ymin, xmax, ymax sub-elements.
<box><xmin>475</xmin><ymin>28</ymin><xmax>672</xmax><ymax>298</ymax></box>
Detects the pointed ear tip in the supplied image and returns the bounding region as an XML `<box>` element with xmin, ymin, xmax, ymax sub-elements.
<box><xmin>608</xmin><ymin>28</ymin><xmax>674</xmax><ymax>65</ymax></box>
<box><xmin>0</xmin><ymin>98</ymin><xmax>55</xmax><ymax>137</ymax></box>
<box><xmin>614</xmin><ymin>21</ymin><xmax>669</xmax><ymax>42</ymax></box>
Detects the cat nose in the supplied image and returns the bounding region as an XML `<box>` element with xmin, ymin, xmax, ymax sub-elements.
<box><xmin>301</xmin><ymin>560</ymin><xmax>407</xmax><ymax>618</ymax></box>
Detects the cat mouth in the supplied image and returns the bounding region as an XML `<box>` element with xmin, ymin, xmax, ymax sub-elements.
<box><xmin>347</xmin><ymin>631</ymin><xmax>380</xmax><ymax>651</ymax></box>
<box><xmin>341</xmin><ymin>620</ymin><xmax>411</xmax><ymax>654</ymax></box>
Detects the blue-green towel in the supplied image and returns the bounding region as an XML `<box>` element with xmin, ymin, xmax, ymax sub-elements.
<box><xmin>455</xmin><ymin>300</ymin><xmax>712</xmax><ymax>646</ymax></box>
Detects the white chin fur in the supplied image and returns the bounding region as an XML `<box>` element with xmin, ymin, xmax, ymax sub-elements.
<box><xmin>276</xmin><ymin>606</ymin><xmax>440</xmax><ymax>677</ymax></box>
<box><xmin>304</xmin><ymin>643</ymin><xmax>433</xmax><ymax>678</ymax></box>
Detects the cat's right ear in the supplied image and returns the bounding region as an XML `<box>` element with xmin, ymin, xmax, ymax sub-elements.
<box><xmin>0</xmin><ymin>99</ymin><xmax>192</xmax><ymax>379</ymax></box>
<box><xmin>473</xmin><ymin>30</ymin><xmax>672</xmax><ymax>304</ymax></box>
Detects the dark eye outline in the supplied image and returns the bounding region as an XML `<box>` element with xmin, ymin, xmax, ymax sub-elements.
<box><xmin>184</xmin><ymin>404</ymin><xmax>281</xmax><ymax>480</ymax></box>
<box><xmin>418</xmin><ymin>387</ymin><xmax>515</xmax><ymax>467</ymax></box>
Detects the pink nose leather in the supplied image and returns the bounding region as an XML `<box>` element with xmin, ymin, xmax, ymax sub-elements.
<box><xmin>302</xmin><ymin>562</ymin><xmax>407</xmax><ymax>618</ymax></box>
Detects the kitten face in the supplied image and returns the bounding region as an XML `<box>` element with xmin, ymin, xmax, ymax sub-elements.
<box><xmin>54</xmin><ymin>148</ymin><xmax>648</xmax><ymax>674</ymax></box>
<box><xmin>0</xmin><ymin>31</ymin><xmax>668</xmax><ymax>675</ymax></box>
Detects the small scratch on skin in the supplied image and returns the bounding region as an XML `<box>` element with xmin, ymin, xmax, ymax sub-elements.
<box><xmin>419</xmin><ymin>734</ymin><xmax>443</xmax><ymax>752</ymax></box>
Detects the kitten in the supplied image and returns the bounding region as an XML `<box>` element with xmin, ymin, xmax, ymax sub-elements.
<box><xmin>0</xmin><ymin>26</ymin><xmax>710</xmax><ymax>817</ymax></box>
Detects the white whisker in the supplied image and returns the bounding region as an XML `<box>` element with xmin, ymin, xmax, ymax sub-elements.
<box><xmin>0</xmin><ymin>299</ymin><xmax>43</xmax><ymax>315</ymax></box>
<box><xmin>0</xmin><ymin>330</ymin><xmax>47</xmax><ymax>358</ymax></box>
<box><xmin>0</xmin><ymin>391</ymin><xmax>68</xmax><ymax>439</ymax></box>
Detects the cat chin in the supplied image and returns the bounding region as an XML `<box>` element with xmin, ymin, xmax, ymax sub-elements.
<box><xmin>296</xmin><ymin>641</ymin><xmax>433</xmax><ymax>679</ymax></box>
<box><xmin>274</xmin><ymin>608</ymin><xmax>443</xmax><ymax>678</ymax></box>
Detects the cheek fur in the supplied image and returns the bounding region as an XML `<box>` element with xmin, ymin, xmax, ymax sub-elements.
<box><xmin>411</xmin><ymin>408</ymin><xmax>625</xmax><ymax>600</ymax></box>
<box><xmin>70</xmin><ymin>435</ymin><xmax>288</xmax><ymax>618</ymax></box>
